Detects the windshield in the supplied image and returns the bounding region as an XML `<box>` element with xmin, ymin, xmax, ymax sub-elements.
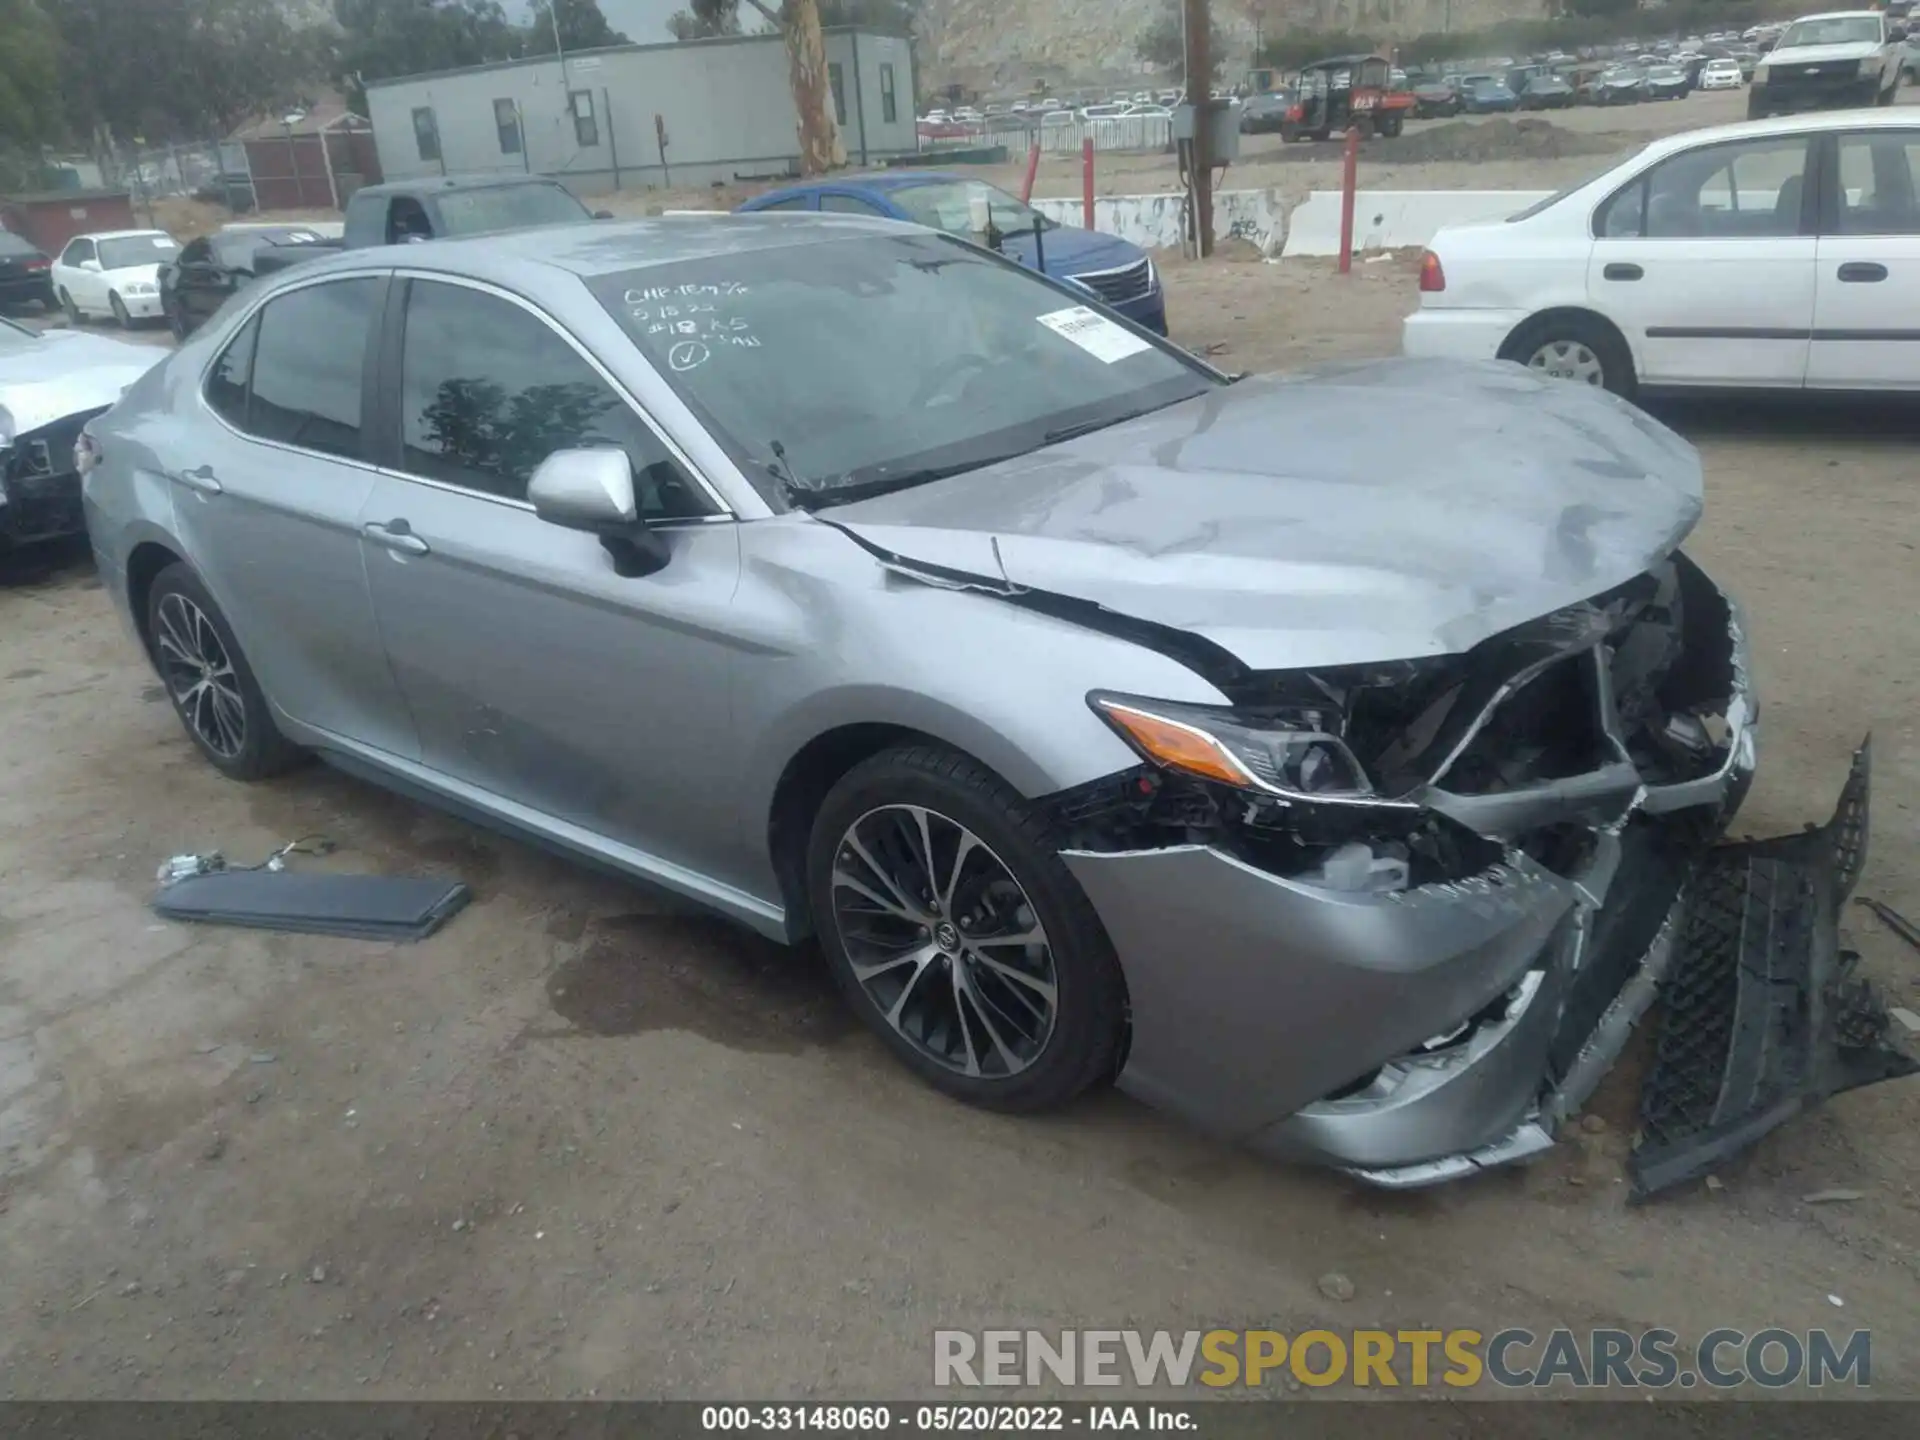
<box><xmin>0</xmin><ymin>316</ymin><xmax>38</xmax><ymax>351</ymax></box>
<box><xmin>433</xmin><ymin>183</ymin><xmax>590</xmax><ymax>236</ymax></box>
<box><xmin>589</xmin><ymin>232</ymin><xmax>1214</xmax><ymax>507</ymax></box>
<box><xmin>891</xmin><ymin>180</ymin><xmax>1058</xmax><ymax>236</ymax></box>
<box><xmin>0</xmin><ymin>232</ymin><xmax>39</xmax><ymax>258</ymax></box>
<box><xmin>98</xmin><ymin>234</ymin><xmax>179</xmax><ymax>269</ymax></box>
<box><xmin>1778</xmin><ymin>16</ymin><xmax>1880</xmax><ymax>47</ymax></box>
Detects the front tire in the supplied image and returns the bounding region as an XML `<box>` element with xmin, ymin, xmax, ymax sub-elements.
<box><xmin>109</xmin><ymin>292</ymin><xmax>131</xmax><ymax>327</ymax></box>
<box><xmin>1504</xmin><ymin>313</ymin><xmax>1637</xmax><ymax>400</ymax></box>
<box><xmin>60</xmin><ymin>288</ymin><xmax>82</xmax><ymax>325</ymax></box>
<box><xmin>806</xmin><ymin>744</ymin><xmax>1126</xmax><ymax>1114</ymax></box>
<box><xmin>146</xmin><ymin>563</ymin><xmax>304</xmax><ymax>781</ymax></box>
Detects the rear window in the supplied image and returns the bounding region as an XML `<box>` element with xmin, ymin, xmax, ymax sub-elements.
<box><xmin>0</xmin><ymin>232</ymin><xmax>39</xmax><ymax>258</ymax></box>
<box><xmin>432</xmin><ymin>184</ymin><xmax>590</xmax><ymax>236</ymax></box>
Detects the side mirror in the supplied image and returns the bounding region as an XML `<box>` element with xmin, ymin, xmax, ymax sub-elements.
<box><xmin>528</xmin><ymin>447</ymin><xmax>669</xmax><ymax>577</ymax></box>
<box><xmin>81</xmin><ymin>259</ymin><xmax>103</xmax><ymax>272</ymax></box>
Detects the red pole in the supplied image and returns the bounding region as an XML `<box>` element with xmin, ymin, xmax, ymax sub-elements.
<box><xmin>1082</xmin><ymin>137</ymin><xmax>1095</xmax><ymax>229</ymax></box>
<box><xmin>1020</xmin><ymin>141</ymin><xmax>1041</xmax><ymax>204</ymax></box>
<box><xmin>1337</xmin><ymin>124</ymin><xmax>1360</xmax><ymax>275</ymax></box>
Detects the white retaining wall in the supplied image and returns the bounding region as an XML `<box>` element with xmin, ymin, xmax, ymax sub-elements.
<box><xmin>1032</xmin><ymin>190</ymin><xmax>1282</xmax><ymax>255</ymax></box>
<box><xmin>1280</xmin><ymin>189</ymin><xmax>1555</xmax><ymax>258</ymax></box>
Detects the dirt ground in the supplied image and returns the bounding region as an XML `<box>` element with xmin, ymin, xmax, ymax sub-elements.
<box><xmin>4</xmin><ymin>96</ymin><xmax>1920</xmax><ymax>1403</ymax></box>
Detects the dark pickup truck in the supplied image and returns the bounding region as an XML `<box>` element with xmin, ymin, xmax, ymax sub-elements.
<box><xmin>251</xmin><ymin>175</ymin><xmax>610</xmax><ymax>277</ymax></box>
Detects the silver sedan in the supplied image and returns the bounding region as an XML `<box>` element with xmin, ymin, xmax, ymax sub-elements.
<box><xmin>78</xmin><ymin>215</ymin><xmax>1907</xmax><ymax>1194</ymax></box>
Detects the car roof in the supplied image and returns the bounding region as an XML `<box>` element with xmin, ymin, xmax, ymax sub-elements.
<box><xmin>351</xmin><ymin>175</ymin><xmax>573</xmax><ymax>199</ymax></box>
<box><xmin>764</xmin><ymin>172</ymin><xmax>981</xmax><ymax>196</ymax></box>
<box><xmin>274</xmin><ymin>213</ymin><xmax>914</xmax><ymax>287</ymax></box>
<box><xmin>1787</xmin><ymin>9</ymin><xmax>1881</xmax><ymax>19</ymax></box>
<box><xmin>75</xmin><ymin>229</ymin><xmax>173</xmax><ymax>242</ymax></box>
<box><xmin>1633</xmin><ymin>107</ymin><xmax>1920</xmax><ymax>163</ymax></box>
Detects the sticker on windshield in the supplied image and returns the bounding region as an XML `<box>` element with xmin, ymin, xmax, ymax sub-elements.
<box><xmin>1036</xmin><ymin>305</ymin><xmax>1151</xmax><ymax>363</ymax></box>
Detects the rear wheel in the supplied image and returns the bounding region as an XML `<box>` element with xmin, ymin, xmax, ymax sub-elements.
<box><xmin>146</xmin><ymin>563</ymin><xmax>304</xmax><ymax>781</ymax></box>
<box><xmin>1379</xmin><ymin>113</ymin><xmax>1404</xmax><ymax>138</ymax></box>
<box><xmin>1504</xmin><ymin>313</ymin><xmax>1636</xmax><ymax>400</ymax></box>
<box><xmin>806</xmin><ymin>744</ymin><xmax>1127</xmax><ymax>1114</ymax></box>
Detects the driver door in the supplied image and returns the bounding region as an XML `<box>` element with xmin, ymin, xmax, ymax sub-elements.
<box><xmin>356</xmin><ymin>274</ymin><xmax>746</xmax><ymax>881</ymax></box>
<box><xmin>58</xmin><ymin>238</ymin><xmax>102</xmax><ymax>312</ymax></box>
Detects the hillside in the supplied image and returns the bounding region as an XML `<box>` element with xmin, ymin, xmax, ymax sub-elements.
<box><xmin>917</xmin><ymin>0</ymin><xmax>1552</xmax><ymax>90</ymax></box>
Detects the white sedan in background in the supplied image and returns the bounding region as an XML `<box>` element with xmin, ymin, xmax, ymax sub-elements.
<box><xmin>1699</xmin><ymin>57</ymin><xmax>1745</xmax><ymax>89</ymax></box>
<box><xmin>51</xmin><ymin>229</ymin><xmax>180</xmax><ymax>327</ymax></box>
<box><xmin>1403</xmin><ymin>110</ymin><xmax>1920</xmax><ymax>395</ymax></box>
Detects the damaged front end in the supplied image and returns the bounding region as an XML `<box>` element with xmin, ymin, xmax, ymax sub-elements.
<box><xmin>0</xmin><ymin>403</ymin><xmax>108</xmax><ymax>549</ymax></box>
<box><xmin>1052</xmin><ymin>553</ymin><xmax>1913</xmax><ymax>1195</ymax></box>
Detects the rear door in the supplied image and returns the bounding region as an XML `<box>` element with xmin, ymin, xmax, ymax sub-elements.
<box><xmin>1808</xmin><ymin>126</ymin><xmax>1920</xmax><ymax>389</ymax></box>
<box><xmin>1587</xmin><ymin>131</ymin><xmax>1818</xmax><ymax>388</ymax></box>
<box><xmin>356</xmin><ymin>274</ymin><xmax>744</xmax><ymax>879</ymax></box>
<box><xmin>170</xmin><ymin>274</ymin><xmax>420</xmax><ymax>758</ymax></box>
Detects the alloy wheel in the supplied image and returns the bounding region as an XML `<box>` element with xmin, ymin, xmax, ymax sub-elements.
<box><xmin>154</xmin><ymin>591</ymin><xmax>247</xmax><ymax>758</ymax></box>
<box><xmin>830</xmin><ymin>804</ymin><xmax>1059</xmax><ymax>1079</ymax></box>
<box><xmin>1527</xmin><ymin>339</ymin><xmax>1605</xmax><ymax>386</ymax></box>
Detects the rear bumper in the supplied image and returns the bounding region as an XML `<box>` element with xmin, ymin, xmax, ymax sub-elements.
<box><xmin>1401</xmin><ymin>307</ymin><xmax>1527</xmax><ymax>364</ymax></box>
<box><xmin>0</xmin><ymin>275</ymin><xmax>54</xmax><ymax>306</ymax></box>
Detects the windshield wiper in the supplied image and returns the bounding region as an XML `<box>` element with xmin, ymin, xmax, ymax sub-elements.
<box><xmin>784</xmin><ymin>455</ymin><xmax>1018</xmax><ymax>512</ymax></box>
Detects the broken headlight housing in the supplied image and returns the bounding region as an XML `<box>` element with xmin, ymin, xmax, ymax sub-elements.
<box><xmin>1090</xmin><ymin>691</ymin><xmax>1398</xmax><ymax>805</ymax></box>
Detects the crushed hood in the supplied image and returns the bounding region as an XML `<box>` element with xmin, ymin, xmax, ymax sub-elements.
<box><xmin>829</xmin><ymin>357</ymin><xmax>1704</xmax><ymax>671</ymax></box>
<box><xmin>0</xmin><ymin>329</ymin><xmax>161</xmax><ymax>436</ymax></box>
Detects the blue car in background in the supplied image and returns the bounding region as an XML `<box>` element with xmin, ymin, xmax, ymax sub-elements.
<box><xmin>736</xmin><ymin>173</ymin><xmax>1168</xmax><ymax>335</ymax></box>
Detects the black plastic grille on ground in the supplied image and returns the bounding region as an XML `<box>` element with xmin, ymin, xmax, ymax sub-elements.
<box><xmin>1630</xmin><ymin>738</ymin><xmax>1913</xmax><ymax>1199</ymax></box>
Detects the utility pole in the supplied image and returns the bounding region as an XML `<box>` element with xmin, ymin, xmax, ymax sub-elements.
<box><xmin>1183</xmin><ymin>0</ymin><xmax>1214</xmax><ymax>256</ymax></box>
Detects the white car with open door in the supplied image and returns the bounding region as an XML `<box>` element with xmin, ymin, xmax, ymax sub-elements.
<box><xmin>1402</xmin><ymin>110</ymin><xmax>1920</xmax><ymax>395</ymax></box>
<box><xmin>51</xmin><ymin>229</ymin><xmax>181</xmax><ymax>327</ymax></box>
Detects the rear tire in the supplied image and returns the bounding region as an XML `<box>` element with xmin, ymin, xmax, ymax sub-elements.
<box><xmin>806</xmin><ymin>744</ymin><xmax>1127</xmax><ymax>1114</ymax></box>
<box><xmin>146</xmin><ymin>563</ymin><xmax>304</xmax><ymax>781</ymax></box>
<box><xmin>1380</xmin><ymin>113</ymin><xmax>1404</xmax><ymax>138</ymax></box>
<box><xmin>1503</xmin><ymin>313</ymin><xmax>1637</xmax><ymax>401</ymax></box>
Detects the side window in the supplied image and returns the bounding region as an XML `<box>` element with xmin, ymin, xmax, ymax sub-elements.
<box><xmin>1596</xmin><ymin>176</ymin><xmax>1646</xmax><ymax>238</ymax></box>
<box><xmin>820</xmin><ymin>193</ymin><xmax>889</xmax><ymax>216</ymax></box>
<box><xmin>389</xmin><ymin>197</ymin><xmax>433</xmax><ymax>243</ymax></box>
<box><xmin>205</xmin><ymin>314</ymin><xmax>258</xmax><ymax>428</ymax></box>
<box><xmin>245</xmin><ymin>278</ymin><xmax>382</xmax><ymax>459</ymax></box>
<box><xmin>570</xmin><ymin>90</ymin><xmax>599</xmax><ymax>148</ymax></box>
<box><xmin>829</xmin><ymin>62</ymin><xmax>847</xmax><ymax>126</ymax></box>
<box><xmin>397</xmin><ymin>280</ymin><xmax>705</xmax><ymax>516</ymax></box>
<box><xmin>1835</xmin><ymin>132</ymin><xmax>1920</xmax><ymax>235</ymax></box>
<box><xmin>412</xmin><ymin>106</ymin><xmax>441</xmax><ymax>163</ymax></box>
<box><xmin>495</xmin><ymin>98</ymin><xmax>522</xmax><ymax>155</ymax></box>
<box><xmin>62</xmin><ymin>238</ymin><xmax>94</xmax><ymax>266</ymax></box>
<box><xmin>1646</xmin><ymin>136</ymin><xmax>1810</xmax><ymax>238</ymax></box>
<box><xmin>753</xmin><ymin>195</ymin><xmax>815</xmax><ymax>212</ymax></box>
<box><xmin>880</xmin><ymin>63</ymin><xmax>898</xmax><ymax>124</ymax></box>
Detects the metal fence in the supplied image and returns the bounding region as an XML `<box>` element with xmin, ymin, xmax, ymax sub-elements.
<box><xmin>99</xmin><ymin>137</ymin><xmax>256</xmax><ymax>222</ymax></box>
<box><xmin>917</xmin><ymin>114</ymin><xmax>1173</xmax><ymax>156</ymax></box>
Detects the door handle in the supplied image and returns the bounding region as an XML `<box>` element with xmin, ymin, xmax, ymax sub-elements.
<box><xmin>1836</xmin><ymin>262</ymin><xmax>1888</xmax><ymax>283</ymax></box>
<box><xmin>1603</xmin><ymin>262</ymin><xmax>1643</xmax><ymax>281</ymax></box>
<box><xmin>169</xmin><ymin>463</ymin><xmax>222</xmax><ymax>494</ymax></box>
<box><xmin>363</xmin><ymin>519</ymin><xmax>430</xmax><ymax>555</ymax></box>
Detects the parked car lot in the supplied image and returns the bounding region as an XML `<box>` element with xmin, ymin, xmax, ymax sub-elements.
<box><xmin>2</xmin><ymin>92</ymin><xmax>1918</xmax><ymax>1399</ymax></box>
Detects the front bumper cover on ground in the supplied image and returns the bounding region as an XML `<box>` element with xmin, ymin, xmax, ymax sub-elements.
<box><xmin>1629</xmin><ymin>743</ymin><xmax>1915</xmax><ymax>1198</ymax></box>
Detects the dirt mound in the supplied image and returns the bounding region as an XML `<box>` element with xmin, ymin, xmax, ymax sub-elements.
<box><xmin>1386</xmin><ymin>118</ymin><xmax>1626</xmax><ymax>165</ymax></box>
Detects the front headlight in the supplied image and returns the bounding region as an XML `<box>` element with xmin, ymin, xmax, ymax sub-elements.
<box><xmin>127</xmin><ymin>281</ymin><xmax>157</xmax><ymax>295</ymax></box>
<box><xmin>1091</xmin><ymin>692</ymin><xmax>1384</xmax><ymax>802</ymax></box>
<box><xmin>1145</xmin><ymin>257</ymin><xmax>1160</xmax><ymax>292</ymax></box>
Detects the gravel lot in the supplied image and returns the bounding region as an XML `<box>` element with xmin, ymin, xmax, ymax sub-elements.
<box><xmin>3</xmin><ymin>93</ymin><xmax>1918</xmax><ymax>1402</ymax></box>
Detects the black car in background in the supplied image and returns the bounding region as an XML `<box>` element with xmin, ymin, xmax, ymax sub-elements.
<box><xmin>1643</xmin><ymin>63</ymin><xmax>1692</xmax><ymax>100</ymax></box>
<box><xmin>158</xmin><ymin>226</ymin><xmax>328</xmax><ymax>338</ymax></box>
<box><xmin>1519</xmin><ymin>73</ymin><xmax>1575</xmax><ymax>108</ymax></box>
<box><xmin>1239</xmin><ymin>89</ymin><xmax>1295</xmax><ymax>132</ymax></box>
<box><xmin>0</xmin><ymin>232</ymin><xmax>55</xmax><ymax>312</ymax></box>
